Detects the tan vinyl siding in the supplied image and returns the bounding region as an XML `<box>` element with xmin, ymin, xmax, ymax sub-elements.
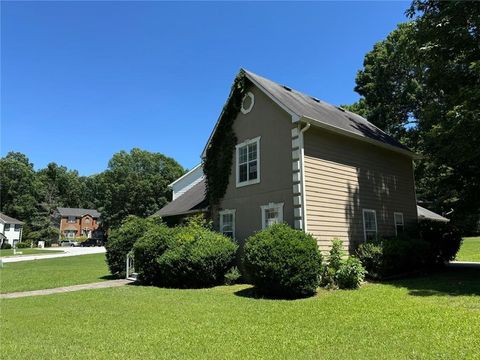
<box><xmin>304</xmin><ymin>127</ymin><xmax>417</xmax><ymax>253</ymax></box>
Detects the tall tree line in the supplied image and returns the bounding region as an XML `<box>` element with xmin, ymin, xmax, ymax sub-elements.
<box><xmin>344</xmin><ymin>0</ymin><xmax>480</xmax><ymax>234</ymax></box>
<box><xmin>0</xmin><ymin>149</ymin><xmax>185</xmax><ymax>242</ymax></box>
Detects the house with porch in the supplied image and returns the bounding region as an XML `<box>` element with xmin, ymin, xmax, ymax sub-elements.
<box><xmin>57</xmin><ymin>207</ymin><xmax>101</xmax><ymax>239</ymax></box>
<box><xmin>0</xmin><ymin>213</ymin><xmax>24</xmax><ymax>246</ymax></box>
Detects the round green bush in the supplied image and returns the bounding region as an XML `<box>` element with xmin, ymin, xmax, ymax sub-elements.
<box><xmin>133</xmin><ymin>223</ymin><xmax>176</xmax><ymax>285</ymax></box>
<box><xmin>16</xmin><ymin>241</ymin><xmax>32</xmax><ymax>249</ymax></box>
<box><xmin>157</xmin><ymin>225</ymin><xmax>238</xmax><ymax>288</ymax></box>
<box><xmin>243</xmin><ymin>224</ymin><xmax>323</xmax><ymax>298</ymax></box>
<box><xmin>336</xmin><ymin>257</ymin><xmax>366</xmax><ymax>289</ymax></box>
<box><xmin>106</xmin><ymin>216</ymin><xmax>158</xmax><ymax>278</ymax></box>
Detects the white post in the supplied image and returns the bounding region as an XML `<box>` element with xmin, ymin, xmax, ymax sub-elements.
<box><xmin>126</xmin><ymin>253</ymin><xmax>129</xmax><ymax>279</ymax></box>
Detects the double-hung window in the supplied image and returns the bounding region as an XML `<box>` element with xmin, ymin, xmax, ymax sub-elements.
<box><xmin>4</xmin><ymin>224</ymin><xmax>10</xmax><ymax>231</ymax></box>
<box><xmin>14</xmin><ymin>224</ymin><xmax>21</xmax><ymax>232</ymax></box>
<box><xmin>394</xmin><ymin>212</ymin><xmax>404</xmax><ymax>236</ymax></box>
<box><xmin>219</xmin><ymin>210</ymin><xmax>236</xmax><ymax>239</ymax></box>
<box><xmin>362</xmin><ymin>209</ymin><xmax>378</xmax><ymax>241</ymax></box>
<box><xmin>236</xmin><ymin>137</ymin><xmax>260</xmax><ymax>187</ymax></box>
<box><xmin>261</xmin><ymin>203</ymin><xmax>284</xmax><ymax>229</ymax></box>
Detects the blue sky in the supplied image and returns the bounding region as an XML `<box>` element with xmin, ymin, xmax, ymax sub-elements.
<box><xmin>1</xmin><ymin>1</ymin><xmax>409</xmax><ymax>175</ymax></box>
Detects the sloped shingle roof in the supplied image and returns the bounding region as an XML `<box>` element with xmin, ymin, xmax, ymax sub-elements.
<box><xmin>57</xmin><ymin>208</ymin><xmax>101</xmax><ymax>218</ymax></box>
<box><xmin>417</xmin><ymin>205</ymin><xmax>449</xmax><ymax>222</ymax></box>
<box><xmin>155</xmin><ymin>179</ymin><xmax>207</xmax><ymax>217</ymax></box>
<box><xmin>243</xmin><ymin>69</ymin><xmax>410</xmax><ymax>152</ymax></box>
<box><xmin>0</xmin><ymin>213</ymin><xmax>24</xmax><ymax>225</ymax></box>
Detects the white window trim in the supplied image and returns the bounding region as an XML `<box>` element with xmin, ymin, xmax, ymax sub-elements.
<box><xmin>235</xmin><ymin>136</ymin><xmax>261</xmax><ymax>188</ymax></box>
<box><xmin>362</xmin><ymin>209</ymin><xmax>378</xmax><ymax>241</ymax></box>
<box><xmin>240</xmin><ymin>92</ymin><xmax>255</xmax><ymax>114</ymax></box>
<box><xmin>394</xmin><ymin>212</ymin><xmax>404</xmax><ymax>236</ymax></box>
<box><xmin>219</xmin><ymin>209</ymin><xmax>236</xmax><ymax>239</ymax></box>
<box><xmin>261</xmin><ymin>202</ymin><xmax>284</xmax><ymax>229</ymax></box>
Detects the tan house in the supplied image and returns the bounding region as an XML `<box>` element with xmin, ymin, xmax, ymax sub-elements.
<box><xmin>57</xmin><ymin>207</ymin><xmax>101</xmax><ymax>239</ymax></box>
<box><xmin>158</xmin><ymin>69</ymin><xmax>419</xmax><ymax>253</ymax></box>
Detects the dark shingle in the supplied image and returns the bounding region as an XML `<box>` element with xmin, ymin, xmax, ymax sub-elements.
<box><xmin>155</xmin><ymin>180</ymin><xmax>207</xmax><ymax>217</ymax></box>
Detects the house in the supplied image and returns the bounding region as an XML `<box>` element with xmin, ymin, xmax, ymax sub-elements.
<box><xmin>155</xmin><ymin>164</ymin><xmax>208</xmax><ymax>225</ymax></box>
<box><xmin>57</xmin><ymin>207</ymin><xmax>101</xmax><ymax>239</ymax></box>
<box><xmin>158</xmin><ymin>69</ymin><xmax>418</xmax><ymax>253</ymax></box>
<box><xmin>0</xmin><ymin>213</ymin><xmax>24</xmax><ymax>246</ymax></box>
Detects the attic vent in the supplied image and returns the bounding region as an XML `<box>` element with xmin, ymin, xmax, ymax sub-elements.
<box><xmin>311</xmin><ymin>97</ymin><xmax>320</xmax><ymax>103</ymax></box>
<box><xmin>282</xmin><ymin>85</ymin><xmax>292</xmax><ymax>92</ymax></box>
<box><xmin>337</xmin><ymin>106</ymin><xmax>346</xmax><ymax>112</ymax></box>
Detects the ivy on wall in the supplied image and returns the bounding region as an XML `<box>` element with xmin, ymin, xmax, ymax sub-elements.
<box><xmin>203</xmin><ymin>71</ymin><xmax>252</xmax><ymax>211</ymax></box>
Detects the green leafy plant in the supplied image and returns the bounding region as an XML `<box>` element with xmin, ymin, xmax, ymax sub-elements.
<box><xmin>203</xmin><ymin>71</ymin><xmax>252</xmax><ymax>209</ymax></box>
<box><xmin>321</xmin><ymin>238</ymin><xmax>345</xmax><ymax>288</ymax></box>
<box><xmin>224</xmin><ymin>266</ymin><xmax>241</xmax><ymax>285</ymax></box>
<box><xmin>336</xmin><ymin>257</ymin><xmax>366</xmax><ymax>289</ymax></box>
<box><xmin>243</xmin><ymin>224</ymin><xmax>323</xmax><ymax>298</ymax></box>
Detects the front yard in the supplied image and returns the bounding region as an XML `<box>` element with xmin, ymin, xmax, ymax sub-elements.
<box><xmin>456</xmin><ymin>236</ymin><xmax>480</xmax><ymax>262</ymax></box>
<box><xmin>1</xmin><ymin>264</ymin><xmax>479</xmax><ymax>359</ymax></box>
<box><xmin>0</xmin><ymin>254</ymin><xmax>109</xmax><ymax>293</ymax></box>
<box><xmin>0</xmin><ymin>248</ymin><xmax>63</xmax><ymax>257</ymax></box>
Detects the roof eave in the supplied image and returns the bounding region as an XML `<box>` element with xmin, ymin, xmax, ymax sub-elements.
<box><xmin>298</xmin><ymin>116</ymin><xmax>419</xmax><ymax>159</ymax></box>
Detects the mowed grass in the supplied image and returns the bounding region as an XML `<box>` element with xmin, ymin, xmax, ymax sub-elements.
<box><xmin>0</xmin><ymin>248</ymin><xmax>63</xmax><ymax>257</ymax></box>
<box><xmin>0</xmin><ymin>254</ymin><xmax>110</xmax><ymax>293</ymax></box>
<box><xmin>456</xmin><ymin>237</ymin><xmax>480</xmax><ymax>262</ymax></box>
<box><xmin>1</xmin><ymin>267</ymin><xmax>479</xmax><ymax>360</ymax></box>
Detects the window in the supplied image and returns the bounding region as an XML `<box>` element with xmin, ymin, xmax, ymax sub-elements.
<box><xmin>84</xmin><ymin>217</ymin><xmax>91</xmax><ymax>224</ymax></box>
<box><xmin>362</xmin><ymin>209</ymin><xmax>378</xmax><ymax>241</ymax></box>
<box><xmin>67</xmin><ymin>216</ymin><xmax>76</xmax><ymax>223</ymax></box>
<box><xmin>394</xmin><ymin>212</ymin><xmax>404</xmax><ymax>236</ymax></box>
<box><xmin>261</xmin><ymin>203</ymin><xmax>284</xmax><ymax>229</ymax></box>
<box><xmin>14</xmin><ymin>224</ymin><xmax>21</xmax><ymax>232</ymax></box>
<box><xmin>4</xmin><ymin>224</ymin><xmax>10</xmax><ymax>231</ymax></box>
<box><xmin>65</xmin><ymin>230</ymin><xmax>76</xmax><ymax>238</ymax></box>
<box><xmin>236</xmin><ymin>137</ymin><xmax>260</xmax><ymax>187</ymax></box>
<box><xmin>219</xmin><ymin>210</ymin><xmax>236</xmax><ymax>239</ymax></box>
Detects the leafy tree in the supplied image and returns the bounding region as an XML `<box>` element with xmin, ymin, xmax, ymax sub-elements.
<box><xmin>346</xmin><ymin>1</ymin><xmax>480</xmax><ymax>233</ymax></box>
<box><xmin>101</xmin><ymin>148</ymin><xmax>185</xmax><ymax>228</ymax></box>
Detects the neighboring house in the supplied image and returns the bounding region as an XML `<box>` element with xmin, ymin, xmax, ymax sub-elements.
<box><xmin>158</xmin><ymin>69</ymin><xmax>419</xmax><ymax>253</ymax></box>
<box><xmin>0</xmin><ymin>213</ymin><xmax>24</xmax><ymax>246</ymax></box>
<box><xmin>57</xmin><ymin>207</ymin><xmax>101</xmax><ymax>239</ymax></box>
<box><xmin>155</xmin><ymin>164</ymin><xmax>208</xmax><ymax>225</ymax></box>
<box><xmin>417</xmin><ymin>205</ymin><xmax>449</xmax><ymax>222</ymax></box>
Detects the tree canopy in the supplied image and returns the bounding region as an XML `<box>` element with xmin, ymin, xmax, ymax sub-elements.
<box><xmin>344</xmin><ymin>0</ymin><xmax>480</xmax><ymax>233</ymax></box>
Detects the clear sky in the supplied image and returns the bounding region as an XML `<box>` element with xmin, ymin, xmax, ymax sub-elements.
<box><xmin>1</xmin><ymin>1</ymin><xmax>409</xmax><ymax>175</ymax></box>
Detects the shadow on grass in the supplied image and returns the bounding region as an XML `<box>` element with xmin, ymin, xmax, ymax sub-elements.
<box><xmin>98</xmin><ymin>274</ymin><xmax>118</xmax><ymax>281</ymax></box>
<box><xmin>385</xmin><ymin>266</ymin><xmax>480</xmax><ymax>297</ymax></box>
<box><xmin>234</xmin><ymin>286</ymin><xmax>314</xmax><ymax>301</ymax></box>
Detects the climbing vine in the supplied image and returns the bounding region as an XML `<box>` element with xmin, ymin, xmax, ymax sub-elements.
<box><xmin>203</xmin><ymin>71</ymin><xmax>252</xmax><ymax>210</ymax></box>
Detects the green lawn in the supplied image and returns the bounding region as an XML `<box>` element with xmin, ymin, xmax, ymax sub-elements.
<box><xmin>1</xmin><ymin>267</ymin><xmax>479</xmax><ymax>359</ymax></box>
<box><xmin>0</xmin><ymin>248</ymin><xmax>63</xmax><ymax>257</ymax></box>
<box><xmin>0</xmin><ymin>253</ymin><xmax>110</xmax><ymax>293</ymax></box>
<box><xmin>456</xmin><ymin>237</ymin><xmax>480</xmax><ymax>262</ymax></box>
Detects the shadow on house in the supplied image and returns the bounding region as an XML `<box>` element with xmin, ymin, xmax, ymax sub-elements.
<box><xmin>384</xmin><ymin>267</ymin><xmax>480</xmax><ymax>297</ymax></box>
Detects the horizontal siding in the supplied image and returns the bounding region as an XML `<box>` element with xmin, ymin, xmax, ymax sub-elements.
<box><xmin>304</xmin><ymin>128</ymin><xmax>417</xmax><ymax>254</ymax></box>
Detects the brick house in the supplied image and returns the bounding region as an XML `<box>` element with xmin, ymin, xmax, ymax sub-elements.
<box><xmin>57</xmin><ymin>207</ymin><xmax>101</xmax><ymax>239</ymax></box>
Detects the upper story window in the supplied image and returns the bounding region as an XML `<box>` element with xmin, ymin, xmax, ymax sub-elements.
<box><xmin>219</xmin><ymin>209</ymin><xmax>235</xmax><ymax>239</ymax></box>
<box><xmin>4</xmin><ymin>224</ymin><xmax>10</xmax><ymax>231</ymax></box>
<box><xmin>84</xmin><ymin>217</ymin><xmax>91</xmax><ymax>224</ymax></box>
<box><xmin>14</xmin><ymin>224</ymin><xmax>21</xmax><ymax>232</ymax></box>
<box><xmin>67</xmin><ymin>216</ymin><xmax>76</xmax><ymax>224</ymax></box>
<box><xmin>362</xmin><ymin>209</ymin><xmax>378</xmax><ymax>241</ymax></box>
<box><xmin>261</xmin><ymin>202</ymin><xmax>284</xmax><ymax>229</ymax></box>
<box><xmin>236</xmin><ymin>137</ymin><xmax>261</xmax><ymax>187</ymax></box>
<box><xmin>394</xmin><ymin>212</ymin><xmax>404</xmax><ymax>236</ymax></box>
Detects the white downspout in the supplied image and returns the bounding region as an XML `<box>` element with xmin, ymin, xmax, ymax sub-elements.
<box><xmin>299</xmin><ymin>122</ymin><xmax>311</xmax><ymax>232</ymax></box>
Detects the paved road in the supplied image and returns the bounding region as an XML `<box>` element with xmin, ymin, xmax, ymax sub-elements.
<box><xmin>1</xmin><ymin>246</ymin><xmax>106</xmax><ymax>263</ymax></box>
<box><xmin>0</xmin><ymin>279</ymin><xmax>131</xmax><ymax>299</ymax></box>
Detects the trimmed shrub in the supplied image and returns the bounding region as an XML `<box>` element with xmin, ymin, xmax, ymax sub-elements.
<box><xmin>1</xmin><ymin>242</ymin><xmax>12</xmax><ymax>249</ymax></box>
<box><xmin>16</xmin><ymin>241</ymin><xmax>31</xmax><ymax>249</ymax></box>
<box><xmin>132</xmin><ymin>223</ymin><xmax>176</xmax><ymax>285</ymax></box>
<box><xmin>244</xmin><ymin>224</ymin><xmax>323</xmax><ymax>298</ymax></box>
<box><xmin>336</xmin><ymin>257</ymin><xmax>366</xmax><ymax>289</ymax></box>
<box><xmin>157</xmin><ymin>225</ymin><xmax>238</xmax><ymax>288</ymax></box>
<box><xmin>356</xmin><ymin>241</ymin><xmax>383</xmax><ymax>279</ymax></box>
<box><xmin>106</xmin><ymin>216</ymin><xmax>159</xmax><ymax>278</ymax></box>
<box><xmin>418</xmin><ymin>220</ymin><xmax>462</xmax><ymax>264</ymax></box>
